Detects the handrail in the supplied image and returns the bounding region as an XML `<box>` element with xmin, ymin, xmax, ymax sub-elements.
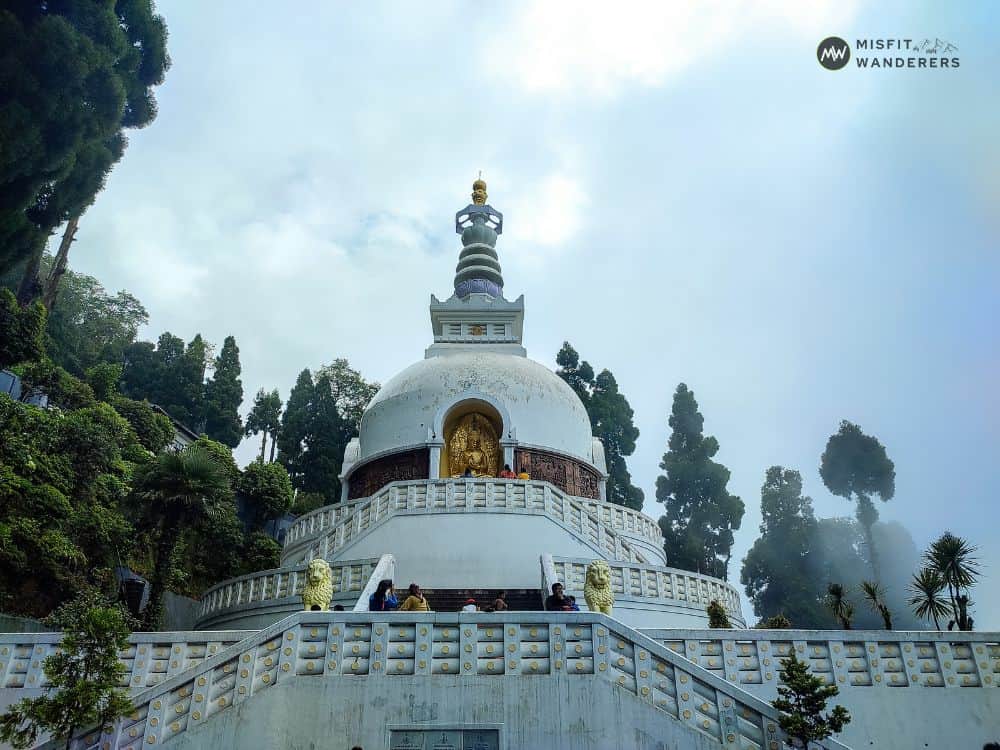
<box><xmin>638</xmin><ymin>628</ymin><xmax>1000</xmax><ymax>691</ymax></box>
<box><xmin>52</xmin><ymin>611</ymin><xmax>852</xmax><ymax>750</ymax></box>
<box><xmin>550</xmin><ymin>556</ymin><xmax>744</xmax><ymax>623</ymax></box>
<box><xmin>352</xmin><ymin>554</ymin><xmax>396</xmax><ymax>612</ymax></box>
<box><xmin>282</xmin><ymin>479</ymin><xmax>664</xmax><ymax>559</ymax></box>
<box><xmin>195</xmin><ymin>558</ymin><xmax>379</xmax><ymax>627</ymax></box>
<box><xmin>288</xmin><ymin>479</ymin><xmax>651</xmax><ymax>568</ymax></box>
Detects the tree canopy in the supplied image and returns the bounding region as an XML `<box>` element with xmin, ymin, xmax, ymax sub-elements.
<box><xmin>555</xmin><ymin>342</ymin><xmax>643</xmax><ymax>510</ymax></box>
<box><xmin>741</xmin><ymin>466</ymin><xmax>828</xmax><ymax>627</ymax></box>
<box><xmin>820</xmin><ymin>420</ymin><xmax>895</xmax><ymax>579</ymax></box>
<box><xmin>202</xmin><ymin>336</ymin><xmax>243</xmax><ymax>447</ymax></box>
<box><xmin>1</xmin><ymin>1</ymin><xmax>170</xmax><ymax>302</ymax></box>
<box><xmin>656</xmin><ymin>383</ymin><xmax>744</xmax><ymax>579</ymax></box>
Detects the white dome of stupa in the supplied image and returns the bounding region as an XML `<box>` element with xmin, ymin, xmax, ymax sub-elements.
<box><xmin>359</xmin><ymin>350</ymin><xmax>594</xmax><ymax>462</ymax></box>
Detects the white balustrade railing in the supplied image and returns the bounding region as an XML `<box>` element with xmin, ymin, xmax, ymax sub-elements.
<box><xmin>639</xmin><ymin>628</ymin><xmax>1000</xmax><ymax>691</ymax></box>
<box><xmin>53</xmin><ymin>611</ymin><xmax>850</xmax><ymax>750</ymax></box>
<box><xmin>195</xmin><ymin>558</ymin><xmax>378</xmax><ymax>626</ymax></box>
<box><xmin>549</xmin><ymin>557</ymin><xmax>744</xmax><ymax>623</ymax></box>
<box><xmin>283</xmin><ymin>480</ymin><xmax>663</xmax><ymax>558</ymax></box>
<box><xmin>289</xmin><ymin>480</ymin><xmax>651</xmax><ymax>567</ymax></box>
<box><xmin>0</xmin><ymin>631</ymin><xmax>251</xmax><ymax>691</ymax></box>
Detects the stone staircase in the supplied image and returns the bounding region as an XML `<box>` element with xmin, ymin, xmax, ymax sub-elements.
<box><xmin>50</xmin><ymin>611</ymin><xmax>852</xmax><ymax>750</ymax></box>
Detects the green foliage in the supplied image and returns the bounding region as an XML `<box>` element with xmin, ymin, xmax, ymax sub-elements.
<box><xmin>741</xmin><ymin>467</ymin><xmax>829</xmax><ymax>627</ymax></box>
<box><xmin>706</xmin><ymin>600</ymin><xmax>732</xmax><ymax>628</ymax></box>
<box><xmin>860</xmin><ymin>580</ymin><xmax>893</xmax><ymax>630</ymax></box>
<box><xmin>111</xmin><ymin>397</ymin><xmax>173</xmax><ymax>453</ymax></box>
<box><xmin>756</xmin><ymin>614</ymin><xmax>792</xmax><ymax>629</ymax></box>
<box><xmin>281</xmin><ymin>361</ymin><xmax>378</xmax><ymax>503</ymax></box>
<box><xmin>39</xmin><ymin>261</ymin><xmax>148</xmax><ymax>375</ymax></box>
<box><xmin>0</xmin><ymin>591</ymin><xmax>133</xmax><ymax>750</ymax></box>
<box><xmin>315</xmin><ymin>359</ymin><xmax>380</xmax><ymax>432</ymax></box>
<box><xmin>772</xmin><ymin>653</ymin><xmax>850</xmax><ymax>748</ymax></box>
<box><xmin>239</xmin><ymin>532</ymin><xmax>281</xmax><ymax>573</ymax></box>
<box><xmin>656</xmin><ymin>383</ymin><xmax>744</xmax><ymax>579</ymax></box>
<box><xmin>296</xmin><ymin>374</ymin><xmax>343</xmax><ymax>502</ymax></box>
<box><xmin>555</xmin><ymin>342</ymin><xmax>643</xmax><ymax>510</ymax></box>
<box><xmin>202</xmin><ymin>336</ymin><xmax>243</xmax><ymax>447</ymax></box>
<box><xmin>907</xmin><ymin>567</ymin><xmax>949</xmax><ymax>630</ymax></box>
<box><xmin>277</xmin><ymin>368</ymin><xmax>315</xmax><ymax>484</ymax></box>
<box><xmin>13</xmin><ymin>358</ymin><xmax>95</xmax><ymax>409</ymax></box>
<box><xmin>131</xmin><ymin>447</ymin><xmax>233</xmax><ymax>628</ymax></box>
<box><xmin>0</xmin><ymin>393</ymin><xmax>140</xmax><ymax>617</ymax></box>
<box><xmin>922</xmin><ymin>532</ymin><xmax>979</xmax><ymax>631</ymax></box>
<box><xmin>0</xmin><ymin>289</ymin><xmax>46</xmax><ymax>367</ymax></box>
<box><xmin>120</xmin><ymin>332</ymin><xmax>210</xmax><ymax>430</ymax></box>
<box><xmin>238</xmin><ymin>460</ymin><xmax>294</xmax><ymax>528</ymax></box>
<box><xmin>190</xmin><ymin>435</ymin><xmax>240</xmax><ymax>484</ymax></box>
<box><xmin>820</xmin><ymin>421</ymin><xmax>895</xmax><ymax>579</ymax></box>
<box><xmin>0</xmin><ymin>2</ymin><xmax>170</xmax><ymax>278</ymax></box>
<box><xmin>86</xmin><ymin>362</ymin><xmax>123</xmax><ymax>402</ymax></box>
<box><xmin>245</xmin><ymin>388</ymin><xmax>282</xmax><ymax>461</ymax></box>
<box><xmin>290</xmin><ymin>491</ymin><xmax>327</xmax><ymax>517</ymax></box>
<box><xmin>825</xmin><ymin>583</ymin><xmax>854</xmax><ymax>629</ymax></box>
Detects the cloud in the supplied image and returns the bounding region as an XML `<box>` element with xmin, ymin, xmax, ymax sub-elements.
<box><xmin>487</xmin><ymin>0</ymin><xmax>861</xmax><ymax>96</ymax></box>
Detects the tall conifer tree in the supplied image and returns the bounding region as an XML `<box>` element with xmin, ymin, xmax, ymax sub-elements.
<box><xmin>276</xmin><ymin>369</ymin><xmax>315</xmax><ymax>487</ymax></box>
<box><xmin>202</xmin><ymin>336</ymin><xmax>243</xmax><ymax>447</ymax></box>
<box><xmin>656</xmin><ymin>383</ymin><xmax>744</xmax><ymax>579</ymax></box>
<box><xmin>555</xmin><ymin>342</ymin><xmax>643</xmax><ymax>510</ymax></box>
<box><xmin>298</xmin><ymin>373</ymin><xmax>344</xmax><ymax>502</ymax></box>
<box><xmin>741</xmin><ymin>466</ymin><xmax>828</xmax><ymax>627</ymax></box>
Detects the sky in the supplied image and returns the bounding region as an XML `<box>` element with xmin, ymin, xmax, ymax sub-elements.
<box><xmin>65</xmin><ymin>1</ymin><xmax>999</xmax><ymax>627</ymax></box>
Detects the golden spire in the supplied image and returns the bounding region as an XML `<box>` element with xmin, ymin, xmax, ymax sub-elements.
<box><xmin>472</xmin><ymin>174</ymin><xmax>487</xmax><ymax>205</ymax></box>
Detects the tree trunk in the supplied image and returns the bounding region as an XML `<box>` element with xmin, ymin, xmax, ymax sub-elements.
<box><xmin>145</xmin><ymin>525</ymin><xmax>181</xmax><ymax>630</ymax></box>
<box><xmin>42</xmin><ymin>215</ymin><xmax>79</xmax><ymax>310</ymax></box>
<box><xmin>259</xmin><ymin>430</ymin><xmax>267</xmax><ymax>461</ymax></box>
<box><xmin>269</xmin><ymin>432</ymin><xmax>277</xmax><ymax>463</ymax></box>
<box><xmin>15</xmin><ymin>234</ymin><xmax>48</xmax><ymax>306</ymax></box>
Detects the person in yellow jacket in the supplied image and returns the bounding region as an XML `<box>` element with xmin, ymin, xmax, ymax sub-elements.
<box><xmin>398</xmin><ymin>583</ymin><xmax>432</xmax><ymax>611</ymax></box>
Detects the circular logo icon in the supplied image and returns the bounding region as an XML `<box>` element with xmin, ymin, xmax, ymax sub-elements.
<box><xmin>817</xmin><ymin>36</ymin><xmax>851</xmax><ymax>70</ymax></box>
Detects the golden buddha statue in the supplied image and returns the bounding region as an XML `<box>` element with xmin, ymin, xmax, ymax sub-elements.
<box><xmin>447</xmin><ymin>413</ymin><xmax>499</xmax><ymax>477</ymax></box>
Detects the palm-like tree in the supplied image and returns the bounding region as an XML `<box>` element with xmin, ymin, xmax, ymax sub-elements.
<box><xmin>860</xmin><ymin>580</ymin><xmax>893</xmax><ymax>630</ymax></box>
<box><xmin>907</xmin><ymin>568</ymin><xmax>949</xmax><ymax>630</ymax></box>
<box><xmin>923</xmin><ymin>532</ymin><xmax>979</xmax><ymax>631</ymax></box>
<box><xmin>133</xmin><ymin>448</ymin><xmax>232</xmax><ymax>628</ymax></box>
<box><xmin>825</xmin><ymin>583</ymin><xmax>854</xmax><ymax>629</ymax></box>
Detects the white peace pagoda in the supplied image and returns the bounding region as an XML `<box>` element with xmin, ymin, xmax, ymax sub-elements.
<box><xmin>1</xmin><ymin>182</ymin><xmax>995</xmax><ymax>750</ymax></box>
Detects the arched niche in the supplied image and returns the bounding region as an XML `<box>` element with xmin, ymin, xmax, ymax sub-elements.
<box><xmin>439</xmin><ymin>399</ymin><xmax>504</xmax><ymax>478</ymax></box>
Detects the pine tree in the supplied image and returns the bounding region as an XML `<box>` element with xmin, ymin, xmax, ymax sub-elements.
<box><xmin>276</xmin><ymin>369</ymin><xmax>315</xmax><ymax>487</ymax></box>
<box><xmin>772</xmin><ymin>653</ymin><xmax>851</xmax><ymax>748</ymax></box>
<box><xmin>589</xmin><ymin>369</ymin><xmax>643</xmax><ymax>510</ymax></box>
<box><xmin>741</xmin><ymin>467</ymin><xmax>829</xmax><ymax>627</ymax></box>
<box><xmin>202</xmin><ymin>336</ymin><xmax>244</xmax><ymax>447</ymax></box>
<box><xmin>656</xmin><ymin>383</ymin><xmax>744</xmax><ymax>579</ymax></box>
<box><xmin>245</xmin><ymin>389</ymin><xmax>282</xmax><ymax>462</ymax></box>
<box><xmin>555</xmin><ymin>342</ymin><xmax>594</xmax><ymax>406</ymax></box>
<box><xmin>0</xmin><ymin>592</ymin><xmax>134</xmax><ymax>750</ymax></box>
<box><xmin>820</xmin><ymin>421</ymin><xmax>895</xmax><ymax>580</ymax></box>
<box><xmin>555</xmin><ymin>342</ymin><xmax>643</xmax><ymax>510</ymax></box>
<box><xmin>707</xmin><ymin>600</ymin><xmax>732</xmax><ymax>628</ymax></box>
<box><xmin>298</xmin><ymin>373</ymin><xmax>345</xmax><ymax>503</ymax></box>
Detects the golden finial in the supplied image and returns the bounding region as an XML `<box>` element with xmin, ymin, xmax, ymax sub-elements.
<box><xmin>472</xmin><ymin>174</ymin><xmax>487</xmax><ymax>205</ymax></box>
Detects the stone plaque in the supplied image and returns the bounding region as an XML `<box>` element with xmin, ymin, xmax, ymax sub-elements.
<box><xmin>388</xmin><ymin>729</ymin><xmax>498</xmax><ymax>750</ymax></box>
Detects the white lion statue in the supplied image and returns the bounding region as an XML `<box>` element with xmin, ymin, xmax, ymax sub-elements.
<box><xmin>302</xmin><ymin>558</ymin><xmax>334</xmax><ymax>611</ymax></box>
<box><xmin>583</xmin><ymin>559</ymin><xmax>614</xmax><ymax>615</ymax></box>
